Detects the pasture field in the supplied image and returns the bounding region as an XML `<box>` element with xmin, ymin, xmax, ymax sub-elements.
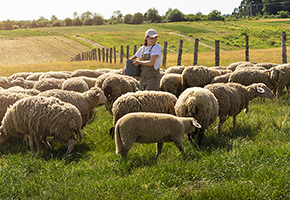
<box><xmin>1</xmin><ymin>20</ymin><xmax>290</xmax><ymax>199</ymax></box>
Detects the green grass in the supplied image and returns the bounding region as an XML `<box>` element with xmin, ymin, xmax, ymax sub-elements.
<box><xmin>1</xmin><ymin>93</ymin><xmax>290</xmax><ymax>199</ymax></box>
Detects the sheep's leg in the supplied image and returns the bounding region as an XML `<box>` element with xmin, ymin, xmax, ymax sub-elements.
<box><xmin>218</xmin><ymin>116</ymin><xmax>227</xmax><ymax>134</ymax></box>
<box><xmin>121</xmin><ymin>142</ymin><xmax>133</xmax><ymax>159</ymax></box>
<box><xmin>65</xmin><ymin>138</ymin><xmax>76</xmax><ymax>156</ymax></box>
<box><xmin>233</xmin><ymin>115</ymin><xmax>237</xmax><ymax>128</ymax></box>
<box><xmin>26</xmin><ymin>134</ymin><xmax>35</xmax><ymax>155</ymax></box>
<box><xmin>109</xmin><ymin>127</ymin><xmax>115</xmax><ymax>139</ymax></box>
<box><xmin>174</xmin><ymin>140</ymin><xmax>184</xmax><ymax>154</ymax></box>
<box><xmin>0</xmin><ymin>134</ymin><xmax>10</xmax><ymax>144</ymax></box>
<box><xmin>34</xmin><ymin>135</ymin><xmax>41</xmax><ymax>155</ymax></box>
<box><xmin>197</xmin><ymin>129</ymin><xmax>204</xmax><ymax>147</ymax></box>
<box><xmin>156</xmin><ymin>142</ymin><xmax>164</xmax><ymax>158</ymax></box>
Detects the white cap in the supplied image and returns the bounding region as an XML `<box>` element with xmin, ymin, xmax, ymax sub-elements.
<box><xmin>145</xmin><ymin>29</ymin><xmax>159</xmax><ymax>38</ymax></box>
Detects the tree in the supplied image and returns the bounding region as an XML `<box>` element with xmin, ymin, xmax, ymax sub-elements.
<box><xmin>207</xmin><ymin>10</ymin><xmax>225</xmax><ymax>21</ymax></box>
<box><xmin>146</xmin><ymin>8</ymin><xmax>162</xmax><ymax>22</ymax></box>
<box><xmin>110</xmin><ymin>10</ymin><xmax>123</xmax><ymax>24</ymax></box>
<box><xmin>124</xmin><ymin>14</ymin><xmax>133</xmax><ymax>24</ymax></box>
<box><xmin>83</xmin><ymin>18</ymin><xmax>94</xmax><ymax>26</ymax></box>
<box><xmin>64</xmin><ymin>18</ymin><xmax>72</xmax><ymax>26</ymax></box>
<box><xmin>73</xmin><ymin>18</ymin><xmax>82</xmax><ymax>26</ymax></box>
<box><xmin>166</xmin><ymin>8</ymin><xmax>184</xmax><ymax>22</ymax></box>
<box><xmin>93</xmin><ymin>14</ymin><xmax>104</xmax><ymax>25</ymax></box>
<box><xmin>81</xmin><ymin>11</ymin><xmax>93</xmax><ymax>21</ymax></box>
<box><xmin>131</xmin><ymin>12</ymin><xmax>144</xmax><ymax>24</ymax></box>
<box><xmin>2</xmin><ymin>20</ymin><xmax>13</xmax><ymax>30</ymax></box>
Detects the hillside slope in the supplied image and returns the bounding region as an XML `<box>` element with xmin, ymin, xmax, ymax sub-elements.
<box><xmin>0</xmin><ymin>36</ymin><xmax>91</xmax><ymax>65</ymax></box>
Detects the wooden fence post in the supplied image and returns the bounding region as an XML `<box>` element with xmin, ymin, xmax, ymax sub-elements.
<box><xmin>162</xmin><ymin>42</ymin><xmax>168</xmax><ymax>69</ymax></box>
<box><xmin>114</xmin><ymin>47</ymin><xmax>116</xmax><ymax>63</ymax></box>
<box><xmin>98</xmin><ymin>48</ymin><xmax>101</xmax><ymax>62</ymax></box>
<box><xmin>106</xmin><ymin>49</ymin><xmax>109</xmax><ymax>63</ymax></box>
<box><xmin>102</xmin><ymin>48</ymin><xmax>105</xmax><ymax>62</ymax></box>
<box><xmin>177</xmin><ymin>39</ymin><xmax>183</xmax><ymax>66</ymax></box>
<box><xmin>215</xmin><ymin>40</ymin><xmax>220</xmax><ymax>66</ymax></box>
<box><xmin>126</xmin><ymin>45</ymin><xmax>129</xmax><ymax>59</ymax></box>
<box><xmin>245</xmin><ymin>35</ymin><xmax>249</xmax><ymax>62</ymax></box>
<box><xmin>110</xmin><ymin>48</ymin><xmax>112</xmax><ymax>63</ymax></box>
<box><xmin>120</xmin><ymin>45</ymin><xmax>123</xmax><ymax>64</ymax></box>
<box><xmin>282</xmin><ymin>32</ymin><xmax>287</xmax><ymax>64</ymax></box>
<box><xmin>193</xmin><ymin>39</ymin><xmax>199</xmax><ymax>66</ymax></box>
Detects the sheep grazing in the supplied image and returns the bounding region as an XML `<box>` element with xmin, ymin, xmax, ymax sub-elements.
<box><xmin>160</xmin><ymin>73</ymin><xmax>184</xmax><ymax>97</ymax></box>
<box><xmin>7</xmin><ymin>86</ymin><xmax>41</xmax><ymax>96</ymax></box>
<box><xmin>165</xmin><ymin>66</ymin><xmax>186</xmax><ymax>74</ymax></box>
<box><xmin>26</xmin><ymin>72</ymin><xmax>45</xmax><ymax>81</ymax></box>
<box><xmin>33</xmin><ymin>78</ymin><xmax>64</xmax><ymax>92</ymax></box>
<box><xmin>0</xmin><ymin>96</ymin><xmax>83</xmax><ymax>156</ymax></box>
<box><xmin>0</xmin><ymin>76</ymin><xmax>11</xmax><ymax>89</ymax></box>
<box><xmin>115</xmin><ymin>112</ymin><xmax>201</xmax><ymax>159</ymax></box>
<box><xmin>210</xmin><ymin>73</ymin><xmax>232</xmax><ymax>84</ymax></box>
<box><xmin>102</xmin><ymin>75</ymin><xmax>139</xmax><ymax>113</ymax></box>
<box><xmin>39</xmin><ymin>87</ymin><xmax>107</xmax><ymax>129</ymax></box>
<box><xmin>226</xmin><ymin>61</ymin><xmax>256</xmax><ymax>71</ymax></box>
<box><xmin>228</xmin><ymin>68</ymin><xmax>279</xmax><ymax>91</ymax></box>
<box><xmin>8</xmin><ymin>72</ymin><xmax>32</xmax><ymax>81</ymax></box>
<box><xmin>174</xmin><ymin>87</ymin><xmax>219</xmax><ymax>146</ymax></box>
<box><xmin>61</xmin><ymin>77</ymin><xmax>89</xmax><ymax>93</ymax></box>
<box><xmin>111</xmin><ymin>90</ymin><xmax>178</xmax><ymax>138</ymax></box>
<box><xmin>267</xmin><ymin>64</ymin><xmax>290</xmax><ymax>98</ymax></box>
<box><xmin>71</xmin><ymin>69</ymin><xmax>103</xmax><ymax>78</ymax></box>
<box><xmin>77</xmin><ymin>76</ymin><xmax>97</xmax><ymax>89</ymax></box>
<box><xmin>9</xmin><ymin>77</ymin><xmax>29</xmax><ymax>89</ymax></box>
<box><xmin>253</xmin><ymin>62</ymin><xmax>278</xmax><ymax>69</ymax></box>
<box><xmin>0</xmin><ymin>90</ymin><xmax>31</xmax><ymax>124</ymax></box>
<box><xmin>205</xmin><ymin>83</ymin><xmax>274</xmax><ymax>134</ymax></box>
<box><xmin>182</xmin><ymin>66</ymin><xmax>221</xmax><ymax>89</ymax></box>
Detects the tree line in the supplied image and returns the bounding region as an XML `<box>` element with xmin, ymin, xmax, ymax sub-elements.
<box><xmin>1</xmin><ymin>2</ymin><xmax>290</xmax><ymax>30</ymax></box>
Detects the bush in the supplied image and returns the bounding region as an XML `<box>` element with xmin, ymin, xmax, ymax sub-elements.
<box><xmin>73</xmin><ymin>18</ymin><xmax>83</xmax><ymax>26</ymax></box>
<box><xmin>83</xmin><ymin>18</ymin><xmax>94</xmax><ymax>26</ymax></box>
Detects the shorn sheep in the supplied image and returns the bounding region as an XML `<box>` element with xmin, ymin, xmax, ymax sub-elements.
<box><xmin>182</xmin><ymin>66</ymin><xmax>221</xmax><ymax>89</ymax></box>
<box><xmin>205</xmin><ymin>82</ymin><xmax>275</xmax><ymax>134</ymax></box>
<box><xmin>110</xmin><ymin>90</ymin><xmax>178</xmax><ymax>138</ymax></box>
<box><xmin>115</xmin><ymin>112</ymin><xmax>201</xmax><ymax>159</ymax></box>
<box><xmin>0</xmin><ymin>96</ymin><xmax>83</xmax><ymax>156</ymax></box>
<box><xmin>174</xmin><ymin>87</ymin><xmax>219</xmax><ymax>146</ymax></box>
<box><xmin>39</xmin><ymin>87</ymin><xmax>107</xmax><ymax>129</ymax></box>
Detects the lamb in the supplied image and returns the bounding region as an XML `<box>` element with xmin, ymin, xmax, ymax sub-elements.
<box><xmin>0</xmin><ymin>96</ymin><xmax>82</xmax><ymax>156</ymax></box>
<box><xmin>111</xmin><ymin>90</ymin><xmax>178</xmax><ymax>138</ymax></box>
<box><xmin>204</xmin><ymin>82</ymin><xmax>275</xmax><ymax>134</ymax></box>
<box><xmin>102</xmin><ymin>75</ymin><xmax>139</xmax><ymax>113</ymax></box>
<box><xmin>115</xmin><ymin>112</ymin><xmax>201</xmax><ymax>159</ymax></box>
<box><xmin>182</xmin><ymin>66</ymin><xmax>221</xmax><ymax>89</ymax></box>
<box><xmin>0</xmin><ymin>90</ymin><xmax>30</xmax><ymax>124</ymax></box>
<box><xmin>228</xmin><ymin>68</ymin><xmax>280</xmax><ymax>91</ymax></box>
<box><xmin>33</xmin><ymin>78</ymin><xmax>64</xmax><ymax>92</ymax></box>
<box><xmin>61</xmin><ymin>77</ymin><xmax>89</xmax><ymax>93</ymax></box>
<box><xmin>39</xmin><ymin>71</ymin><xmax>70</xmax><ymax>80</ymax></box>
<box><xmin>174</xmin><ymin>87</ymin><xmax>219</xmax><ymax>146</ymax></box>
<box><xmin>39</xmin><ymin>87</ymin><xmax>107</xmax><ymax>128</ymax></box>
<box><xmin>70</xmin><ymin>69</ymin><xmax>103</xmax><ymax>78</ymax></box>
<box><xmin>165</xmin><ymin>66</ymin><xmax>186</xmax><ymax>74</ymax></box>
<box><xmin>160</xmin><ymin>73</ymin><xmax>184</xmax><ymax>97</ymax></box>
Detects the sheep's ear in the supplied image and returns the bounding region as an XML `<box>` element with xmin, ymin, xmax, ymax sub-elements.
<box><xmin>96</xmin><ymin>92</ymin><xmax>100</xmax><ymax>97</ymax></box>
<box><xmin>256</xmin><ymin>86</ymin><xmax>265</xmax><ymax>94</ymax></box>
<box><xmin>192</xmin><ymin>119</ymin><xmax>202</xmax><ymax>128</ymax></box>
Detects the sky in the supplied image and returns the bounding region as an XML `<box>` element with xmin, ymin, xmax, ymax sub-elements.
<box><xmin>0</xmin><ymin>0</ymin><xmax>242</xmax><ymax>21</ymax></box>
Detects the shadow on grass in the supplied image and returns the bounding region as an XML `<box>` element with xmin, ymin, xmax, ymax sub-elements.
<box><xmin>0</xmin><ymin>136</ymin><xmax>91</xmax><ymax>163</ymax></box>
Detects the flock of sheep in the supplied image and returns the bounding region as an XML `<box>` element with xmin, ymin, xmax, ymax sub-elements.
<box><xmin>0</xmin><ymin>61</ymin><xmax>288</xmax><ymax>159</ymax></box>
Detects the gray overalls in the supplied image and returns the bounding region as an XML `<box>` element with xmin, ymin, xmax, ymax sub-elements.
<box><xmin>139</xmin><ymin>45</ymin><xmax>161</xmax><ymax>91</ymax></box>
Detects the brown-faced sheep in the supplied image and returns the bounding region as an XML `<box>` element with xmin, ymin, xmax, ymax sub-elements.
<box><xmin>39</xmin><ymin>87</ymin><xmax>107</xmax><ymax>129</ymax></box>
<box><xmin>160</xmin><ymin>73</ymin><xmax>184</xmax><ymax>97</ymax></box>
<box><xmin>204</xmin><ymin>82</ymin><xmax>275</xmax><ymax>134</ymax></box>
<box><xmin>61</xmin><ymin>77</ymin><xmax>89</xmax><ymax>93</ymax></box>
<box><xmin>0</xmin><ymin>96</ymin><xmax>82</xmax><ymax>156</ymax></box>
<box><xmin>182</xmin><ymin>66</ymin><xmax>221</xmax><ymax>89</ymax></box>
<box><xmin>115</xmin><ymin>112</ymin><xmax>201</xmax><ymax>159</ymax></box>
<box><xmin>174</xmin><ymin>87</ymin><xmax>219</xmax><ymax>146</ymax></box>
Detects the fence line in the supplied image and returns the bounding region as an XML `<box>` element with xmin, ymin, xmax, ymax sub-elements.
<box><xmin>71</xmin><ymin>32</ymin><xmax>288</xmax><ymax>67</ymax></box>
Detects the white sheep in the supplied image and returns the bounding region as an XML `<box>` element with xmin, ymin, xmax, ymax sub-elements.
<box><xmin>115</xmin><ymin>112</ymin><xmax>201</xmax><ymax>159</ymax></box>
<box><xmin>39</xmin><ymin>71</ymin><xmax>71</xmax><ymax>80</ymax></box>
<box><xmin>205</xmin><ymin>82</ymin><xmax>275</xmax><ymax>134</ymax></box>
<box><xmin>70</xmin><ymin>69</ymin><xmax>103</xmax><ymax>78</ymax></box>
<box><xmin>39</xmin><ymin>87</ymin><xmax>107</xmax><ymax>129</ymax></box>
<box><xmin>33</xmin><ymin>78</ymin><xmax>64</xmax><ymax>92</ymax></box>
<box><xmin>159</xmin><ymin>73</ymin><xmax>184</xmax><ymax>97</ymax></box>
<box><xmin>0</xmin><ymin>96</ymin><xmax>83</xmax><ymax>156</ymax></box>
<box><xmin>165</xmin><ymin>66</ymin><xmax>186</xmax><ymax>74</ymax></box>
<box><xmin>174</xmin><ymin>87</ymin><xmax>219</xmax><ymax>146</ymax></box>
<box><xmin>61</xmin><ymin>77</ymin><xmax>89</xmax><ymax>93</ymax></box>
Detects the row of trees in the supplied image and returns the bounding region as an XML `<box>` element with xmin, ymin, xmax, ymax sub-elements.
<box><xmin>2</xmin><ymin>2</ymin><xmax>290</xmax><ymax>30</ymax></box>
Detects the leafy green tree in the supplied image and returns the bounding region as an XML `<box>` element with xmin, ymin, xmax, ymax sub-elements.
<box><xmin>131</xmin><ymin>12</ymin><xmax>144</xmax><ymax>24</ymax></box>
<box><xmin>93</xmin><ymin>14</ymin><xmax>104</xmax><ymax>25</ymax></box>
<box><xmin>146</xmin><ymin>8</ymin><xmax>162</xmax><ymax>22</ymax></box>
<box><xmin>64</xmin><ymin>18</ymin><xmax>72</xmax><ymax>26</ymax></box>
<box><xmin>2</xmin><ymin>20</ymin><xmax>13</xmax><ymax>30</ymax></box>
<box><xmin>73</xmin><ymin>18</ymin><xmax>82</xmax><ymax>26</ymax></box>
<box><xmin>277</xmin><ymin>10</ymin><xmax>289</xmax><ymax>18</ymax></box>
<box><xmin>166</xmin><ymin>8</ymin><xmax>184</xmax><ymax>22</ymax></box>
<box><xmin>51</xmin><ymin>20</ymin><xmax>61</xmax><ymax>27</ymax></box>
<box><xmin>81</xmin><ymin>11</ymin><xmax>93</xmax><ymax>21</ymax></box>
<box><xmin>207</xmin><ymin>10</ymin><xmax>225</xmax><ymax>21</ymax></box>
<box><xmin>124</xmin><ymin>14</ymin><xmax>133</xmax><ymax>24</ymax></box>
<box><xmin>83</xmin><ymin>18</ymin><xmax>94</xmax><ymax>26</ymax></box>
